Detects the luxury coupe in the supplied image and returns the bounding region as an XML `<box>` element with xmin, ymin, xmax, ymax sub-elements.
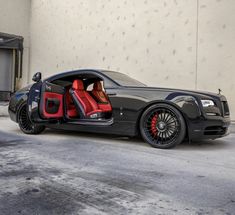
<box><xmin>8</xmin><ymin>69</ymin><xmax>231</xmax><ymax>149</ymax></box>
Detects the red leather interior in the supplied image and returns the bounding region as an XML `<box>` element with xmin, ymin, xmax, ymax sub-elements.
<box><xmin>43</xmin><ymin>92</ymin><xmax>63</xmax><ymax>118</ymax></box>
<box><xmin>43</xmin><ymin>80</ymin><xmax>112</xmax><ymax>120</ymax></box>
<box><xmin>71</xmin><ymin>80</ymin><xmax>103</xmax><ymax>117</ymax></box>
<box><xmin>93</xmin><ymin>81</ymin><xmax>103</xmax><ymax>91</ymax></box>
<box><xmin>73</xmin><ymin>80</ymin><xmax>84</xmax><ymax>90</ymax></box>
<box><xmin>92</xmin><ymin>81</ymin><xmax>112</xmax><ymax>112</ymax></box>
<box><xmin>65</xmin><ymin>87</ymin><xmax>78</xmax><ymax>117</ymax></box>
<box><xmin>67</xmin><ymin>108</ymin><xmax>77</xmax><ymax>117</ymax></box>
<box><xmin>97</xmin><ymin>103</ymin><xmax>112</xmax><ymax>112</ymax></box>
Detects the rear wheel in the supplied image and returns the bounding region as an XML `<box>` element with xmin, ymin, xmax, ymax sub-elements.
<box><xmin>18</xmin><ymin>103</ymin><xmax>45</xmax><ymax>134</ymax></box>
<box><xmin>140</xmin><ymin>103</ymin><xmax>186</xmax><ymax>149</ymax></box>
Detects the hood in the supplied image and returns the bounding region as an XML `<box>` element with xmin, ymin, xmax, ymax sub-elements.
<box><xmin>125</xmin><ymin>86</ymin><xmax>226</xmax><ymax>101</ymax></box>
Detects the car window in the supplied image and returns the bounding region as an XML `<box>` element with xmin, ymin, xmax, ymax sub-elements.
<box><xmin>102</xmin><ymin>71</ymin><xmax>147</xmax><ymax>87</ymax></box>
<box><xmin>87</xmin><ymin>83</ymin><xmax>94</xmax><ymax>91</ymax></box>
<box><xmin>87</xmin><ymin>81</ymin><xmax>105</xmax><ymax>91</ymax></box>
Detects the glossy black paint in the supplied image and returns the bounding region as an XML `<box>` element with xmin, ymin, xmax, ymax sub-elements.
<box><xmin>9</xmin><ymin>69</ymin><xmax>231</xmax><ymax>140</ymax></box>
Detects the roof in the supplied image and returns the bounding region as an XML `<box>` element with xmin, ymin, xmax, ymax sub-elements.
<box><xmin>0</xmin><ymin>32</ymin><xmax>24</xmax><ymax>50</ymax></box>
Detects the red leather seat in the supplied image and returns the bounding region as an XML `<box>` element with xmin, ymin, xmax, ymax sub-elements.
<box><xmin>70</xmin><ymin>80</ymin><xmax>103</xmax><ymax>118</ymax></box>
<box><xmin>91</xmin><ymin>81</ymin><xmax>112</xmax><ymax>112</ymax></box>
<box><xmin>65</xmin><ymin>87</ymin><xmax>78</xmax><ymax>118</ymax></box>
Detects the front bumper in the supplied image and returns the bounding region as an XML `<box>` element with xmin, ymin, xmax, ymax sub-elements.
<box><xmin>189</xmin><ymin>116</ymin><xmax>231</xmax><ymax>140</ymax></box>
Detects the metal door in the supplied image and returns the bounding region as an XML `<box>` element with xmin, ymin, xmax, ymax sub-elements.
<box><xmin>0</xmin><ymin>49</ymin><xmax>13</xmax><ymax>91</ymax></box>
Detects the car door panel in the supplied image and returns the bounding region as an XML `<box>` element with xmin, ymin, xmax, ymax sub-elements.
<box><xmin>28</xmin><ymin>81</ymin><xmax>65</xmax><ymax>122</ymax></box>
<box><xmin>28</xmin><ymin>81</ymin><xmax>43</xmax><ymax>123</ymax></box>
<box><xmin>105</xmin><ymin>88</ymin><xmax>145</xmax><ymax>121</ymax></box>
<box><xmin>40</xmin><ymin>81</ymin><xmax>65</xmax><ymax>119</ymax></box>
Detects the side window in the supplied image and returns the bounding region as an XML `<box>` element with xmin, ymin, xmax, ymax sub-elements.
<box><xmin>87</xmin><ymin>83</ymin><xmax>94</xmax><ymax>91</ymax></box>
<box><xmin>99</xmin><ymin>81</ymin><xmax>104</xmax><ymax>90</ymax></box>
<box><xmin>87</xmin><ymin>81</ymin><xmax>105</xmax><ymax>91</ymax></box>
<box><xmin>103</xmin><ymin>78</ymin><xmax>117</xmax><ymax>89</ymax></box>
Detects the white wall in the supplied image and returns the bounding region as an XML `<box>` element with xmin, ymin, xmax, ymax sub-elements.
<box><xmin>197</xmin><ymin>0</ymin><xmax>235</xmax><ymax>118</ymax></box>
<box><xmin>0</xmin><ymin>0</ymin><xmax>31</xmax><ymax>87</ymax></box>
<box><xmin>29</xmin><ymin>0</ymin><xmax>235</xmax><ymax>119</ymax></box>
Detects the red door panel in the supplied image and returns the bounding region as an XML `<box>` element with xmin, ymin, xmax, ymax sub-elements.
<box><xmin>40</xmin><ymin>81</ymin><xmax>65</xmax><ymax>119</ymax></box>
<box><xmin>42</xmin><ymin>92</ymin><xmax>64</xmax><ymax>118</ymax></box>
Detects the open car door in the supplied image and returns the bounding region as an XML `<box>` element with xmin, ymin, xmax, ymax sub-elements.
<box><xmin>28</xmin><ymin>81</ymin><xmax>65</xmax><ymax>123</ymax></box>
<box><xmin>40</xmin><ymin>81</ymin><xmax>64</xmax><ymax>119</ymax></box>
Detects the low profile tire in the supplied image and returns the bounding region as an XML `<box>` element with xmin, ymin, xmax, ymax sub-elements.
<box><xmin>140</xmin><ymin>103</ymin><xmax>186</xmax><ymax>149</ymax></box>
<box><xmin>18</xmin><ymin>103</ymin><xmax>45</xmax><ymax>134</ymax></box>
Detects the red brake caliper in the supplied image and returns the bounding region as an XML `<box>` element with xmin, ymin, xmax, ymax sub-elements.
<box><xmin>151</xmin><ymin>114</ymin><xmax>158</xmax><ymax>136</ymax></box>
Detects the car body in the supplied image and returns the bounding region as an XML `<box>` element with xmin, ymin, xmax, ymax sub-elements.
<box><xmin>9</xmin><ymin>69</ymin><xmax>231</xmax><ymax>149</ymax></box>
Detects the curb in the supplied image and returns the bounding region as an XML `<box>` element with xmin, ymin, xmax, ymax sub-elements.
<box><xmin>230</xmin><ymin>122</ymin><xmax>235</xmax><ymax>133</ymax></box>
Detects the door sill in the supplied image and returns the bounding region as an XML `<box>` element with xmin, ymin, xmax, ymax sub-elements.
<box><xmin>66</xmin><ymin>118</ymin><xmax>114</xmax><ymax>126</ymax></box>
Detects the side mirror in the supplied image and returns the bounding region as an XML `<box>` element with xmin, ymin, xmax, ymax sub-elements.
<box><xmin>32</xmin><ymin>72</ymin><xmax>42</xmax><ymax>83</ymax></box>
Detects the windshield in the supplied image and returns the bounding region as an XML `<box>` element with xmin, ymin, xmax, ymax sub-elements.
<box><xmin>103</xmin><ymin>71</ymin><xmax>147</xmax><ymax>87</ymax></box>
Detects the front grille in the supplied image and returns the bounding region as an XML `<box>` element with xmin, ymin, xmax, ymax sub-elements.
<box><xmin>222</xmin><ymin>101</ymin><xmax>230</xmax><ymax>116</ymax></box>
<box><xmin>204</xmin><ymin>126</ymin><xmax>227</xmax><ymax>135</ymax></box>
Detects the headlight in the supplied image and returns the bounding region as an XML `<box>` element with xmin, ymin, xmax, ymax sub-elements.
<box><xmin>201</xmin><ymin>99</ymin><xmax>215</xmax><ymax>107</ymax></box>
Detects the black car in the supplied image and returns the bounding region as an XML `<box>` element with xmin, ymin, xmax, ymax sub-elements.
<box><xmin>8</xmin><ymin>69</ymin><xmax>231</xmax><ymax>149</ymax></box>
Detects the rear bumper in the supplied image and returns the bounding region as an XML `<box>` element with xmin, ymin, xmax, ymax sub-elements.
<box><xmin>189</xmin><ymin>116</ymin><xmax>231</xmax><ymax>140</ymax></box>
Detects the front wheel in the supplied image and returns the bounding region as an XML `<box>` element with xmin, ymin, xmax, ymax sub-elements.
<box><xmin>18</xmin><ymin>103</ymin><xmax>45</xmax><ymax>134</ymax></box>
<box><xmin>140</xmin><ymin>103</ymin><xmax>186</xmax><ymax>149</ymax></box>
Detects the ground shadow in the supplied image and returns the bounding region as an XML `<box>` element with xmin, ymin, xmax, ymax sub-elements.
<box><xmin>40</xmin><ymin>128</ymin><xmax>231</xmax><ymax>151</ymax></box>
<box><xmin>177</xmin><ymin>138</ymin><xmax>231</xmax><ymax>151</ymax></box>
<box><xmin>45</xmin><ymin>128</ymin><xmax>144</xmax><ymax>144</ymax></box>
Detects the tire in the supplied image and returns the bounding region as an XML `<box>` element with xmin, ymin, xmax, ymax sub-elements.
<box><xmin>139</xmin><ymin>103</ymin><xmax>186</xmax><ymax>149</ymax></box>
<box><xmin>18</xmin><ymin>103</ymin><xmax>45</xmax><ymax>134</ymax></box>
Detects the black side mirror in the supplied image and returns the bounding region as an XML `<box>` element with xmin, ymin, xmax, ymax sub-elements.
<box><xmin>32</xmin><ymin>72</ymin><xmax>42</xmax><ymax>83</ymax></box>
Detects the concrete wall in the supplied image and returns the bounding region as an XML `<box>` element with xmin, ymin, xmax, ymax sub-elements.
<box><xmin>197</xmin><ymin>0</ymin><xmax>235</xmax><ymax>119</ymax></box>
<box><xmin>0</xmin><ymin>0</ymin><xmax>31</xmax><ymax>87</ymax></box>
<box><xmin>29</xmin><ymin>0</ymin><xmax>235</xmax><ymax>119</ymax></box>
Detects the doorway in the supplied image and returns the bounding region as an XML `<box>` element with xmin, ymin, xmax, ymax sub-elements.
<box><xmin>0</xmin><ymin>32</ymin><xmax>23</xmax><ymax>101</ymax></box>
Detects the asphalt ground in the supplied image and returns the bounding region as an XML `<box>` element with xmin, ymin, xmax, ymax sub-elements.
<box><xmin>0</xmin><ymin>117</ymin><xmax>234</xmax><ymax>215</ymax></box>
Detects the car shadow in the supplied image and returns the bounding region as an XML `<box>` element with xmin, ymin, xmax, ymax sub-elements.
<box><xmin>40</xmin><ymin>128</ymin><xmax>231</xmax><ymax>151</ymax></box>
<box><xmin>177</xmin><ymin>139</ymin><xmax>231</xmax><ymax>151</ymax></box>
<box><xmin>41</xmin><ymin>128</ymin><xmax>147</xmax><ymax>147</ymax></box>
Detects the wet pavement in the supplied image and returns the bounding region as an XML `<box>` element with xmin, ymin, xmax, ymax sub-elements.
<box><xmin>0</xmin><ymin>117</ymin><xmax>235</xmax><ymax>215</ymax></box>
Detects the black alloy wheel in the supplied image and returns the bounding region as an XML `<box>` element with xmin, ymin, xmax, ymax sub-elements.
<box><xmin>18</xmin><ymin>103</ymin><xmax>45</xmax><ymax>134</ymax></box>
<box><xmin>140</xmin><ymin>103</ymin><xmax>186</xmax><ymax>149</ymax></box>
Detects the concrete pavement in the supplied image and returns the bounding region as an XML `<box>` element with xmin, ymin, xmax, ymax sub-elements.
<box><xmin>0</xmin><ymin>102</ymin><xmax>8</xmax><ymax>117</ymax></box>
<box><xmin>0</xmin><ymin>117</ymin><xmax>235</xmax><ymax>214</ymax></box>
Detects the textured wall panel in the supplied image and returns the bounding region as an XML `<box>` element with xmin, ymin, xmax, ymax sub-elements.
<box><xmin>30</xmin><ymin>0</ymin><xmax>197</xmax><ymax>89</ymax></box>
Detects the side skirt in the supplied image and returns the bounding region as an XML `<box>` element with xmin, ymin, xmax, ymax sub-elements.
<box><xmin>45</xmin><ymin>119</ymin><xmax>137</xmax><ymax>136</ymax></box>
<box><xmin>66</xmin><ymin>118</ymin><xmax>114</xmax><ymax>126</ymax></box>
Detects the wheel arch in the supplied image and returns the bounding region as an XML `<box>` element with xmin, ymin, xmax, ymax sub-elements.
<box><xmin>136</xmin><ymin>100</ymin><xmax>190</xmax><ymax>139</ymax></box>
<box><xmin>16</xmin><ymin>100</ymin><xmax>28</xmax><ymax>123</ymax></box>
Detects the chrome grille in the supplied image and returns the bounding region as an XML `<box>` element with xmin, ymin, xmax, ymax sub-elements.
<box><xmin>222</xmin><ymin>101</ymin><xmax>230</xmax><ymax>116</ymax></box>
